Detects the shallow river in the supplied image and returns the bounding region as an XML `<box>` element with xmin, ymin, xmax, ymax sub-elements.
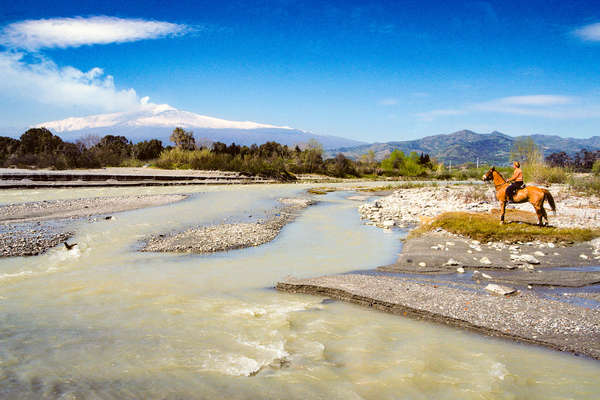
<box><xmin>1</xmin><ymin>184</ymin><xmax>599</xmax><ymax>399</ymax></box>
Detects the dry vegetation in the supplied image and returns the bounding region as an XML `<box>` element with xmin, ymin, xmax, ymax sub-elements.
<box><xmin>307</xmin><ymin>187</ymin><xmax>337</xmax><ymax>195</ymax></box>
<box><xmin>356</xmin><ymin>182</ymin><xmax>431</xmax><ymax>192</ymax></box>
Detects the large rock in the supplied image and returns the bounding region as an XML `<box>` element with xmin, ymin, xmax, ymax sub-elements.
<box><xmin>485</xmin><ymin>284</ymin><xmax>517</xmax><ymax>296</ymax></box>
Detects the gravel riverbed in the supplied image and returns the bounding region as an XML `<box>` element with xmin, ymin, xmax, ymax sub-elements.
<box><xmin>0</xmin><ymin>194</ymin><xmax>187</xmax><ymax>257</ymax></box>
<box><xmin>142</xmin><ymin>197</ymin><xmax>315</xmax><ymax>254</ymax></box>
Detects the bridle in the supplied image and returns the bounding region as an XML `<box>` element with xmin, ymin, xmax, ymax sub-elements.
<box><xmin>485</xmin><ymin>170</ymin><xmax>509</xmax><ymax>189</ymax></box>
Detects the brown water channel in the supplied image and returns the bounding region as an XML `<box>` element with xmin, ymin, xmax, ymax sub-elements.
<box><xmin>1</xmin><ymin>184</ymin><xmax>599</xmax><ymax>399</ymax></box>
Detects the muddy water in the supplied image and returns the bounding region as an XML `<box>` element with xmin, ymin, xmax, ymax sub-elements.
<box><xmin>1</xmin><ymin>184</ymin><xmax>599</xmax><ymax>399</ymax></box>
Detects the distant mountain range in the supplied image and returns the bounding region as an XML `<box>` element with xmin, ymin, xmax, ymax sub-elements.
<box><xmin>328</xmin><ymin>130</ymin><xmax>600</xmax><ymax>165</ymax></box>
<box><xmin>32</xmin><ymin>103</ymin><xmax>365</xmax><ymax>150</ymax></box>
<box><xmin>25</xmin><ymin>108</ymin><xmax>600</xmax><ymax>165</ymax></box>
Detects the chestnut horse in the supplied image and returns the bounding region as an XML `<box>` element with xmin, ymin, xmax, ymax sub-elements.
<box><xmin>482</xmin><ymin>167</ymin><xmax>556</xmax><ymax>226</ymax></box>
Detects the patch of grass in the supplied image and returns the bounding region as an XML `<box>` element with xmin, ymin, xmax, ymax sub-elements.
<box><xmin>413</xmin><ymin>211</ymin><xmax>600</xmax><ymax>243</ymax></box>
<box><xmin>357</xmin><ymin>182</ymin><xmax>430</xmax><ymax>192</ymax></box>
<box><xmin>307</xmin><ymin>187</ymin><xmax>337</xmax><ymax>195</ymax></box>
<box><xmin>120</xmin><ymin>158</ymin><xmax>149</xmax><ymax>167</ymax></box>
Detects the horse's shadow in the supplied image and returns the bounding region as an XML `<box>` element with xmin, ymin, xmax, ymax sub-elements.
<box><xmin>503</xmin><ymin>220</ymin><xmax>554</xmax><ymax>228</ymax></box>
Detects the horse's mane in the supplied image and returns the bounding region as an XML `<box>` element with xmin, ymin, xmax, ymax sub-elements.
<box><xmin>493</xmin><ymin>169</ymin><xmax>506</xmax><ymax>182</ymax></box>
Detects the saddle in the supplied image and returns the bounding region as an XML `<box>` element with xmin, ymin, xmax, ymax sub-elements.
<box><xmin>507</xmin><ymin>182</ymin><xmax>526</xmax><ymax>203</ymax></box>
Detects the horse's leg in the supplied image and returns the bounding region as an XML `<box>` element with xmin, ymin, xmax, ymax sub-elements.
<box><xmin>500</xmin><ymin>201</ymin><xmax>506</xmax><ymax>224</ymax></box>
<box><xmin>534</xmin><ymin>206</ymin><xmax>543</xmax><ymax>226</ymax></box>
<box><xmin>541</xmin><ymin>206</ymin><xmax>548</xmax><ymax>226</ymax></box>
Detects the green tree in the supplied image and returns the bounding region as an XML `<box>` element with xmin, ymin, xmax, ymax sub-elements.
<box><xmin>133</xmin><ymin>139</ymin><xmax>164</xmax><ymax>160</ymax></box>
<box><xmin>18</xmin><ymin>128</ymin><xmax>63</xmax><ymax>155</ymax></box>
<box><xmin>381</xmin><ymin>149</ymin><xmax>405</xmax><ymax>171</ymax></box>
<box><xmin>170</xmin><ymin>127</ymin><xmax>195</xmax><ymax>150</ymax></box>
<box><xmin>0</xmin><ymin>136</ymin><xmax>20</xmax><ymax>165</ymax></box>
<box><xmin>92</xmin><ymin>135</ymin><xmax>132</xmax><ymax>166</ymax></box>
<box><xmin>510</xmin><ymin>137</ymin><xmax>542</xmax><ymax>165</ymax></box>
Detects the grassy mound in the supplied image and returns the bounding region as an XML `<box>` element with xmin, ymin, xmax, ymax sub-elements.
<box><xmin>307</xmin><ymin>187</ymin><xmax>337</xmax><ymax>195</ymax></box>
<box><xmin>414</xmin><ymin>211</ymin><xmax>600</xmax><ymax>243</ymax></box>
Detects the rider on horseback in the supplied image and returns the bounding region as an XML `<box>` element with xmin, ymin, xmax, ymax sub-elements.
<box><xmin>506</xmin><ymin>161</ymin><xmax>524</xmax><ymax>202</ymax></box>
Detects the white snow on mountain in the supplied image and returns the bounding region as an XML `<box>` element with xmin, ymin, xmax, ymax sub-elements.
<box><xmin>32</xmin><ymin>103</ymin><xmax>364</xmax><ymax>149</ymax></box>
<box><xmin>36</xmin><ymin>102</ymin><xmax>292</xmax><ymax>132</ymax></box>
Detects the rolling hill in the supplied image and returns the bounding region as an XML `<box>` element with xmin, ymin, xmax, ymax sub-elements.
<box><xmin>329</xmin><ymin>130</ymin><xmax>600</xmax><ymax>165</ymax></box>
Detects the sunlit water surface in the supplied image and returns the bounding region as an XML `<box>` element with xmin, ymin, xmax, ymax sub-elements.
<box><xmin>1</xmin><ymin>184</ymin><xmax>599</xmax><ymax>399</ymax></box>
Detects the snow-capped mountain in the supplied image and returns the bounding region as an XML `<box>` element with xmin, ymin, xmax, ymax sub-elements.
<box><xmin>35</xmin><ymin>103</ymin><xmax>364</xmax><ymax>149</ymax></box>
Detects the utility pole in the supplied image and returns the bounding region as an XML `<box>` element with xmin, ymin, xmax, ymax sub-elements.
<box><xmin>477</xmin><ymin>157</ymin><xmax>479</xmax><ymax>168</ymax></box>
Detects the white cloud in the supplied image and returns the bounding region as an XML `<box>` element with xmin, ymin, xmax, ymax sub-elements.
<box><xmin>0</xmin><ymin>16</ymin><xmax>190</xmax><ymax>50</ymax></box>
<box><xmin>573</xmin><ymin>22</ymin><xmax>600</xmax><ymax>42</ymax></box>
<box><xmin>494</xmin><ymin>95</ymin><xmax>573</xmax><ymax>106</ymax></box>
<box><xmin>379</xmin><ymin>98</ymin><xmax>399</xmax><ymax>106</ymax></box>
<box><xmin>0</xmin><ymin>52</ymin><xmax>141</xmax><ymax>111</ymax></box>
<box><xmin>418</xmin><ymin>94</ymin><xmax>600</xmax><ymax>120</ymax></box>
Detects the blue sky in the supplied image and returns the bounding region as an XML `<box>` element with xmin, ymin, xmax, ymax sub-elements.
<box><xmin>0</xmin><ymin>0</ymin><xmax>599</xmax><ymax>142</ymax></box>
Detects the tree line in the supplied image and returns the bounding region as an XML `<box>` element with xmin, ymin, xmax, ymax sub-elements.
<box><xmin>0</xmin><ymin>128</ymin><xmax>164</xmax><ymax>169</ymax></box>
<box><xmin>0</xmin><ymin>127</ymin><xmax>440</xmax><ymax>180</ymax></box>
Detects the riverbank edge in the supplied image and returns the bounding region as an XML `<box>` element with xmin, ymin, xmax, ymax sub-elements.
<box><xmin>276</xmin><ymin>278</ymin><xmax>600</xmax><ymax>361</ymax></box>
<box><xmin>0</xmin><ymin>194</ymin><xmax>189</xmax><ymax>257</ymax></box>
<box><xmin>141</xmin><ymin>197</ymin><xmax>316</xmax><ymax>254</ymax></box>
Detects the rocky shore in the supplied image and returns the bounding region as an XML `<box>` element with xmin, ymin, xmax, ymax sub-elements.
<box><xmin>0</xmin><ymin>222</ymin><xmax>73</xmax><ymax>257</ymax></box>
<box><xmin>358</xmin><ymin>184</ymin><xmax>600</xmax><ymax>229</ymax></box>
<box><xmin>142</xmin><ymin>197</ymin><xmax>315</xmax><ymax>254</ymax></box>
<box><xmin>380</xmin><ymin>231</ymin><xmax>600</xmax><ymax>274</ymax></box>
<box><xmin>1</xmin><ymin>194</ymin><xmax>187</xmax><ymax>257</ymax></box>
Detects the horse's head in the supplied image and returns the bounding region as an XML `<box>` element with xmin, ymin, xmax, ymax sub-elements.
<box><xmin>482</xmin><ymin>167</ymin><xmax>495</xmax><ymax>182</ymax></box>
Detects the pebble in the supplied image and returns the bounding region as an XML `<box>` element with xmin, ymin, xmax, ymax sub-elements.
<box><xmin>519</xmin><ymin>254</ymin><xmax>540</xmax><ymax>265</ymax></box>
<box><xmin>480</xmin><ymin>257</ymin><xmax>492</xmax><ymax>265</ymax></box>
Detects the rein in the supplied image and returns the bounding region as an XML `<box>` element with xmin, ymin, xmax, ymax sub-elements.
<box><xmin>487</xmin><ymin>170</ymin><xmax>509</xmax><ymax>190</ymax></box>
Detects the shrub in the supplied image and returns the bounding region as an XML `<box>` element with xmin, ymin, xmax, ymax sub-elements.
<box><xmin>568</xmin><ymin>174</ymin><xmax>600</xmax><ymax>195</ymax></box>
<box><xmin>593</xmin><ymin>160</ymin><xmax>600</xmax><ymax>176</ymax></box>
<box><xmin>523</xmin><ymin>163</ymin><xmax>569</xmax><ymax>185</ymax></box>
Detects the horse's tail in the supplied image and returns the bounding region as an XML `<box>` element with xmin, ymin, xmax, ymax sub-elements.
<box><xmin>543</xmin><ymin>189</ymin><xmax>556</xmax><ymax>215</ymax></box>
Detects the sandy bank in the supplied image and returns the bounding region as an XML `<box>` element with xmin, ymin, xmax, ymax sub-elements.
<box><xmin>277</xmin><ymin>274</ymin><xmax>600</xmax><ymax>360</ymax></box>
<box><xmin>142</xmin><ymin>197</ymin><xmax>315</xmax><ymax>254</ymax></box>
<box><xmin>0</xmin><ymin>194</ymin><xmax>187</xmax><ymax>223</ymax></box>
